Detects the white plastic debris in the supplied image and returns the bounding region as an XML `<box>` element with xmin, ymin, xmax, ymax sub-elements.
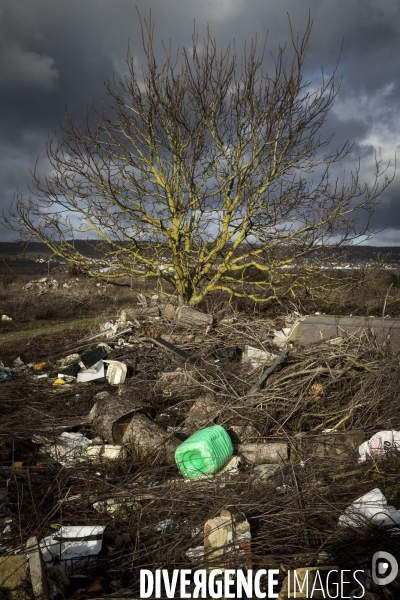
<box><xmin>40</xmin><ymin>525</ymin><xmax>105</xmax><ymax>573</ymax></box>
<box><xmin>77</xmin><ymin>360</ymin><xmax>104</xmax><ymax>383</ymax></box>
<box><xmin>12</xmin><ymin>357</ymin><xmax>25</xmax><ymax>371</ymax></box>
<box><xmin>338</xmin><ymin>488</ymin><xmax>400</xmax><ymax>530</ymax></box>
<box><xmin>242</xmin><ymin>346</ymin><xmax>277</xmax><ymax>368</ymax></box>
<box><xmin>272</xmin><ymin>329</ymin><xmax>289</xmax><ymax>349</ymax></box>
<box><xmin>1</xmin><ymin>314</ymin><xmax>12</xmax><ymax>321</ymax></box>
<box><xmin>40</xmin><ymin>432</ymin><xmax>92</xmax><ymax>466</ymax></box>
<box><xmin>103</xmin><ymin>360</ymin><xmax>127</xmax><ymax>385</ymax></box>
<box><xmin>358</xmin><ymin>430</ymin><xmax>400</xmax><ymax>463</ymax></box>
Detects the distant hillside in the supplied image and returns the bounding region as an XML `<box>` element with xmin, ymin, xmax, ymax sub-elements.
<box><xmin>0</xmin><ymin>240</ymin><xmax>103</xmax><ymax>258</ymax></box>
<box><xmin>1</xmin><ymin>241</ymin><xmax>400</xmax><ymax>262</ymax></box>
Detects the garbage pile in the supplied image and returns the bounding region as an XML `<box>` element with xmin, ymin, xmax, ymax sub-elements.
<box><xmin>1</xmin><ymin>302</ymin><xmax>400</xmax><ymax>599</ymax></box>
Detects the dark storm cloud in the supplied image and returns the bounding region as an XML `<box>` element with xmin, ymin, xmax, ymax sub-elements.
<box><xmin>1</xmin><ymin>0</ymin><xmax>399</xmax><ymax>243</ymax></box>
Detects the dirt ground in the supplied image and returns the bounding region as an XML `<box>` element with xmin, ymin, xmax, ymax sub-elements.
<box><xmin>1</xmin><ymin>270</ymin><xmax>400</xmax><ymax>599</ymax></box>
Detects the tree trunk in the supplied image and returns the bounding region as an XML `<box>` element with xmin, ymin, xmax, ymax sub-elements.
<box><xmin>175</xmin><ymin>306</ymin><xmax>213</xmax><ymax>328</ymax></box>
<box><xmin>120</xmin><ymin>306</ymin><xmax>160</xmax><ymax>321</ymax></box>
<box><xmin>88</xmin><ymin>396</ymin><xmax>154</xmax><ymax>444</ymax></box>
<box><xmin>122</xmin><ymin>413</ymin><xmax>179</xmax><ymax>465</ymax></box>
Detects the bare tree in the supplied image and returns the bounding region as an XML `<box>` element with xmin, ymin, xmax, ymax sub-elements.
<box><xmin>4</xmin><ymin>16</ymin><xmax>394</xmax><ymax>306</ymax></box>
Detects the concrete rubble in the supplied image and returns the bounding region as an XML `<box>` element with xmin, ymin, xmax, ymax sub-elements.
<box><xmin>2</xmin><ymin>304</ymin><xmax>400</xmax><ymax>597</ymax></box>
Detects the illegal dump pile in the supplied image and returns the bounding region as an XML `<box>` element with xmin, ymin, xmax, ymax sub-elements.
<box><xmin>1</xmin><ymin>302</ymin><xmax>400</xmax><ymax>599</ymax></box>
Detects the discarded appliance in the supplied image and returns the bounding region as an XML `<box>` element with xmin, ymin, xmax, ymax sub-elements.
<box><xmin>76</xmin><ymin>360</ymin><xmax>104</xmax><ymax>383</ymax></box>
<box><xmin>175</xmin><ymin>425</ymin><xmax>233</xmax><ymax>479</ymax></box>
<box><xmin>338</xmin><ymin>488</ymin><xmax>400</xmax><ymax>530</ymax></box>
<box><xmin>358</xmin><ymin>430</ymin><xmax>400</xmax><ymax>463</ymax></box>
<box><xmin>204</xmin><ymin>509</ymin><xmax>252</xmax><ymax>571</ymax></box>
<box><xmin>39</xmin><ymin>525</ymin><xmax>105</xmax><ymax>574</ymax></box>
<box><xmin>59</xmin><ymin>347</ymin><xmax>108</xmax><ymax>379</ymax></box>
<box><xmin>103</xmin><ymin>360</ymin><xmax>127</xmax><ymax>385</ymax></box>
<box><xmin>288</xmin><ymin>314</ymin><xmax>400</xmax><ymax>353</ymax></box>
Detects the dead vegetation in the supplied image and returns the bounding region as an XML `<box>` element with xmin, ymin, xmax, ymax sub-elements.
<box><xmin>1</xmin><ymin>274</ymin><xmax>400</xmax><ymax>598</ymax></box>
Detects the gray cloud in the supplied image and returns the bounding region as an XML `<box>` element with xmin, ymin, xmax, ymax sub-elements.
<box><xmin>0</xmin><ymin>0</ymin><xmax>399</xmax><ymax>244</ymax></box>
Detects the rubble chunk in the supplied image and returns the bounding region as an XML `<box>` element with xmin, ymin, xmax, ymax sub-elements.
<box><xmin>239</xmin><ymin>442</ymin><xmax>288</xmax><ymax>464</ymax></box>
<box><xmin>204</xmin><ymin>510</ymin><xmax>251</xmax><ymax>571</ymax></box>
<box><xmin>0</xmin><ymin>556</ymin><xmax>29</xmax><ymax>600</ymax></box>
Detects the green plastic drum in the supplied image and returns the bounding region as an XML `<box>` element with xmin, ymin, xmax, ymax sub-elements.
<box><xmin>175</xmin><ymin>425</ymin><xmax>234</xmax><ymax>478</ymax></box>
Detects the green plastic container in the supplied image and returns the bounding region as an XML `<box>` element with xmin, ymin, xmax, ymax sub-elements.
<box><xmin>175</xmin><ymin>425</ymin><xmax>233</xmax><ymax>479</ymax></box>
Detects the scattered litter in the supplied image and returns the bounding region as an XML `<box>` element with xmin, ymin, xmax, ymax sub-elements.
<box><xmin>40</xmin><ymin>525</ymin><xmax>105</xmax><ymax>574</ymax></box>
<box><xmin>103</xmin><ymin>359</ymin><xmax>127</xmax><ymax>385</ymax></box>
<box><xmin>338</xmin><ymin>488</ymin><xmax>400</xmax><ymax>531</ymax></box>
<box><xmin>76</xmin><ymin>360</ymin><xmax>105</xmax><ymax>383</ymax></box>
<box><xmin>39</xmin><ymin>432</ymin><xmax>92</xmax><ymax>466</ymax></box>
<box><xmin>175</xmin><ymin>425</ymin><xmax>233</xmax><ymax>478</ymax></box>
<box><xmin>33</xmin><ymin>362</ymin><xmax>48</xmax><ymax>372</ymax></box>
<box><xmin>253</xmin><ymin>463</ymin><xmax>280</xmax><ymax>480</ymax></box>
<box><xmin>358</xmin><ymin>430</ymin><xmax>400</xmax><ymax>463</ymax></box>
<box><xmin>154</xmin><ymin>519</ymin><xmax>180</xmax><ymax>534</ymax></box>
<box><xmin>204</xmin><ymin>509</ymin><xmax>251</xmax><ymax>570</ymax></box>
<box><xmin>242</xmin><ymin>345</ymin><xmax>277</xmax><ymax>368</ymax></box>
<box><xmin>53</xmin><ymin>377</ymin><xmax>66</xmax><ymax>386</ymax></box>
<box><xmin>1</xmin><ymin>314</ymin><xmax>12</xmax><ymax>321</ymax></box>
<box><xmin>92</xmin><ymin>498</ymin><xmax>141</xmax><ymax>517</ymax></box>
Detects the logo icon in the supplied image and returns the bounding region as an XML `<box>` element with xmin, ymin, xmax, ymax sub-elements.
<box><xmin>372</xmin><ymin>551</ymin><xmax>398</xmax><ymax>586</ymax></box>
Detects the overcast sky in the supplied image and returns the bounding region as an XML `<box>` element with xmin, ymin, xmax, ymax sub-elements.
<box><xmin>1</xmin><ymin>0</ymin><xmax>399</xmax><ymax>244</ymax></box>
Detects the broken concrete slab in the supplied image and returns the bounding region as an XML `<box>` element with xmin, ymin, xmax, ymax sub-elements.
<box><xmin>294</xmin><ymin>430</ymin><xmax>365</xmax><ymax>460</ymax></box>
<box><xmin>239</xmin><ymin>441</ymin><xmax>289</xmax><ymax>464</ymax></box>
<box><xmin>228</xmin><ymin>423</ymin><xmax>261</xmax><ymax>444</ymax></box>
<box><xmin>0</xmin><ymin>555</ymin><xmax>29</xmax><ymax>600</ymax></box>
<box><xmin>288</xmin><ymin>314</ymin><xmax>400</xmax><ymax>353</ymax></box>
<box><xmin>204</xmin><ymin>510</ymin><xmax>252</xmax><ymax>571</ymax></box>
<box><xmin>26</xmin><ymin>537</ymin><xmax>49</xmax><ymax>600</ymax></box>
<box><xmin>85</xmin><ymin>444</ymin><xmax>126</xmax><ymax>462</ymax></box>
